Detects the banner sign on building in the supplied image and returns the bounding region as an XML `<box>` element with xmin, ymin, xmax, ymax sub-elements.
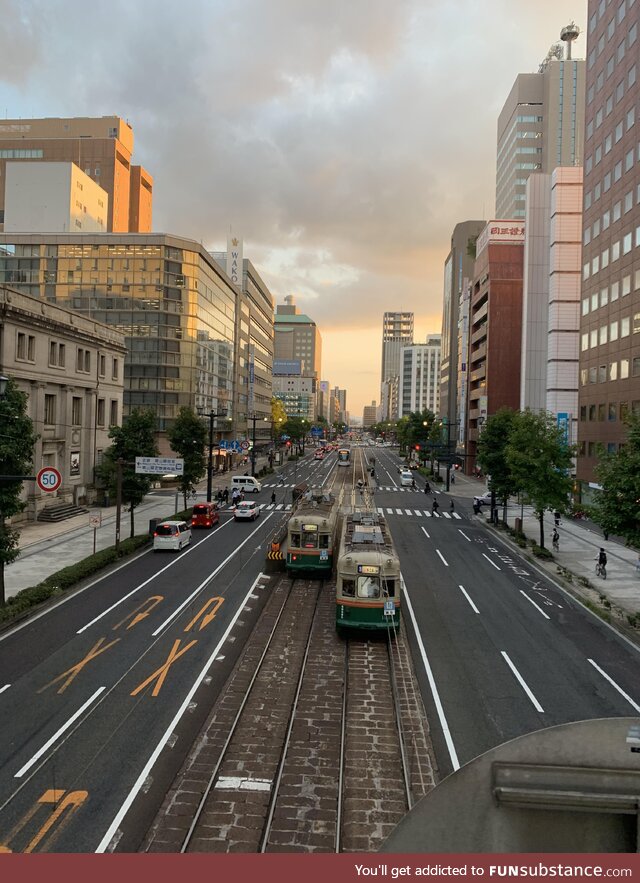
<box><xmin>226</xmin><ymin>234</ymin><xmax>243</xmax><ymax>286</ymax></box>
<box><xmin>475</xmin><ymin>221</ymin><xmax>525</xmax><ymax>257</ymax></box>
<box><xmin>557</xmin><ymin>412</ymin><xmax>572</xmax><ymax>446</ymax></box>
<box><xmin>273</xmin><ymin>359</ymin><xmax>302</xmax><ymax>375</ymax></box>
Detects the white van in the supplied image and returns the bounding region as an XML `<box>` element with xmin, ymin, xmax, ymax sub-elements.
<box><xmin>153</xmin><ymin>520</ymin><xmax>192</xmax><ymax>552</ymax></box>
<box><xmin>400</xmin><ymin>470</ymin><xmax>414</xmax><ymax>487</ymax></box>
<box><xmin>231</xmin><ymin>475</ymin><xmax>262</xmax><ymax>494</ymax></box>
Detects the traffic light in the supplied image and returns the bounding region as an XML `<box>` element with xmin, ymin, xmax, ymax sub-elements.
<box><xmin>286</xmin><ymin>440</ymin><xmax>292</xmax><ymax>448</ymax></box>
<box><xmin>415</xmin><ymin>444</ymin><xmax>421</xmax><ymax>452</ymax></box>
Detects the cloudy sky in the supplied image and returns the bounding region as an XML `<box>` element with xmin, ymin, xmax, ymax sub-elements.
<box><xmin>1</xmin><ymin>0</ymin><xmax>585</xmax><ymax>416</ymax></box>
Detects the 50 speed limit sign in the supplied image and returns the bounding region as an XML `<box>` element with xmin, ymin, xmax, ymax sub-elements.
<box><xmin>36</xmin><ymin>467</ymin><xmax>62</xmax><ymax>493</ymax></box>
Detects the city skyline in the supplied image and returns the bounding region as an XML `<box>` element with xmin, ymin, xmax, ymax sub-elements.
<box><xmin>0</xmin><ymin>0</ymin><xmax>584</xmax><ymax>414</ymax></box>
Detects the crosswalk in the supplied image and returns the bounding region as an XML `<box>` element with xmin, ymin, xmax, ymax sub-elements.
<box><xmin>379</xmin><ymin>507</ymin><xmax>462</xmax><ymax>519</ymax></box>
<box><xmin>262</xmin><ymin>481</ymin><xmax>443</xmax><ymax>495</ymax></box>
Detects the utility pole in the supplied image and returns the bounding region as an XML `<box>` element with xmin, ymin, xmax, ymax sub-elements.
<box><xmin>115</xmin><ymin>457</ymin><xmax>123</xmax><ymax>552</ymax></box>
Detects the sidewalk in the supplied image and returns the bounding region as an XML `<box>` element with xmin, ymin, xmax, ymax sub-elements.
<box><xmin>4</xmin><ymin>454</ymin><xmax>275</xmax><ymax>601</ymax></box>
<box><xmin>448</xmin><ymin>470</ymin><xmax>640</xmax><ymax>622</ymax></box>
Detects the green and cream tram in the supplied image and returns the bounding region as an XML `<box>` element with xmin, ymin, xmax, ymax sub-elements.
<box><xmin>286</xmin><ymin>490</ymin><xmax>339</xmax><ymax>577</ymax></box>
<box><xmin>335</xmin><ymin>511</ymin><xmax>401</xmax><ymax>633</ymax></box>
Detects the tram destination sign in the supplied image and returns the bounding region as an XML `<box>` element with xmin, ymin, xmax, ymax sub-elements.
<box><xmin>358</xmin><ymin>564</ymin><xmax>379</xmax><ymax>574</ymax></box>
<box><xmin>135</xmin><ymin>456</ymin><xmax>184</xmax><ymax>475</ymax></box>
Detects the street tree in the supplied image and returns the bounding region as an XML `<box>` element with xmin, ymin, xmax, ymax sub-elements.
<box><xmin>591</xmin><ymin>413</ymin><xmax>640</xmax><ymax>547</ymax></box>
<box><xmin>271</xmin><ymin>397</ymin><xmax>287</xmax><ymax>426</ymax></box>
<box><xmin>167</xmin><ymin>407</ymin><xmax>207</xmax><ymax>509</ymax></box>
<box><xmin>97</xmin><ymin>409</ymin><xmax>158</xmax><ymax>538</ymax></box>
<box><xmin>0</xmin><ymin>377</ymin><xmax>38</xmax><ymax>607</ymax></box>
<box><xmin>505</xmin><ymin>410</ymin><xmax>574</xmax><ymax>548</ymax></box>
<box><xmin>281</xmin><ymin>417</ymin><xmax>307</xmax><ymax>455</ymax></box>
<box><xmin>476</xmin><ymin>408</ymin><xmax>520</xmax><ymax>523</ymax></box>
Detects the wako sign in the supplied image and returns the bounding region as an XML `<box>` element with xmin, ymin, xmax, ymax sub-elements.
<box><xmin>226</xmin><ymin>235</ymin><xmax>243</xmax><ymax>286</ymax></box>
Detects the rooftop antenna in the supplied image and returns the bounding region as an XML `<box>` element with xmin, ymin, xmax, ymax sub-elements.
<box><xmin>560</xmin><ymin>21</ymin><xmax>580</xmax><ymax>59</ymax></box>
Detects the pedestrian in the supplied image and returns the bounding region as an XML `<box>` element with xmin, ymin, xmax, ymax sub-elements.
<box><xmin>278</xmin><ymin>473</ymin><xmax>284</xmax><ymax>485</ymax></box>
<box><xmin>431</xmin><ymin>498</ymin><xmax>439</xmax><ymax>515</ymax></box>
<box><xmin>271</xmin><ymin>491</ymin><xmax>276</xmax><ymax>505</ymax></box>
<box><xmin>411</xmin><ymin>478</ymin><xmax>416</xmax><ymax>491</ymax></box>
<box><xmin>554</xmin><ymin>510</ymin><xmax>561</xmax><ymax>527</ymax></box>
<box><xmin>450</xmin><ymin>472</ymin><xmax>455</xmax><ymax>485</ymax></box>
<box><xmin>223</xmin><ymin>487</ymin><xmax>229</xmax><ymax>504</ymax></box>
<box><xmin>636</xmin><ymin>554</ymin><xmax>640</xmax><ymax>576</ymax></box>
<box><xmin>424</xmin><ymin>481</ymin><xmax>431</xmax><ymax>494</ymax></box>
<box><xmin>449</xmin><ymin>500</ymin><xmax>455</xmax><ymax>514</ymax></box>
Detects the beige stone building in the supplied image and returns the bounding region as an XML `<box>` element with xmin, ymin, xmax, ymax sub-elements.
<box><xmin>0</xmin><ymin>116</ymin><xmax>152</xmax><ymax>233</ymax></box>
<box><xmin>0</xmin><ymin>285</ymin><xmax>126</xmax><ymax>520</ymax></box>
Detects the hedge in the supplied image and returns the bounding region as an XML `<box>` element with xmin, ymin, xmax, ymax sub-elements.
<box><xmin>1</xmin><ymin>532</ymin><xmax>151</xmax><ymax>624</ymax></box>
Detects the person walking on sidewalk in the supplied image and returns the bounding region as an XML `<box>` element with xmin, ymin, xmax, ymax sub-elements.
<box><xmin>552</xmin><ymin>528</ymin><xmax>559</xmax><ymax>552</ymax></box>
<box><xmin>596</xmin><ymin>548</ymin><xmax>608</xmax><ymax>579</ymax></box>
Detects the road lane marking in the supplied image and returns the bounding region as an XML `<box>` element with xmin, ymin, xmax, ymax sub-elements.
<box><xmin>152</xmin><ymin>515</ymin><xmax>274</xmax><ymax>637</ymax></box>
<box><xmin>452</xmin><ymin>513</ymin><xmax>461</xmax><ymax>520</ymax></box>
<box><xmin>588</xmin><ymin>659</ymin><xmax>640</xmax><ymax>712</ymax></box>
<box><xmin>77</xmin><ymin>520</ymin><xmax>234</xmax><ymax>634</ymax></box>
<box><xmin>404</xmin><ymin>509</ymin><xmax>413</xmax><ymax>515</ymax></box>
<box><xmin>402</xmin><ymin>573</ymin><xmax>460</xmax><ymax>771</ymax></box>
<box><xmin>414</xmin><ymin>510</ymin><xmax>422</xmax><ymax>516</ymax></box>
<box><xmin>15</xmin><ymin>687</ymin><xmax>105</xmax><ymax>778</ymax></box>
<box><xmin>520</xmin><ymin>590</ymin><xmax>551</xmax><ymax>620</ymax></box>
<box><xmin>458</xmin><ymin>530</ymin><xmax>471</xmax><ymax>542</ymax></box>
<box><xmin>436</xmin><ymin>550</ymin><xmax>449</xmax><ymax>567</ymax></box>
<box><xmin>421</xmin><ymin>526</ymin><xmax>431</xmax><ymax>540</ymax></box>
<box><xmin>459</xmin><ymin>585</ymin><xmax>479</xmax><ymax>614</ymax></box>
<box><xmin>482</xmin><ymin>553</ymin><xmax>501</xmax><ymax>570</ymax></box>
<box><xmin>386</xmin><ymin>508</ymin><xmax>393</xmax><ymax>514</ymax></box>
<box><xmin>96</xmin><ymin>573</ymin><xmax>266</xmax><ymax>853</ymax></box>
<box><xmin>0</xmin><ymin>684</ymin><xmax>10</xmax><ymax>694</ymax></box>
<box><xmin>395</xmin><ymin>508</ymin><xmax>402</xmax><ymax>515</ymax></box>
<box><xmin>501</xmin><ymin>651</ymin><xmax>544</xmax><ymax>712</ymax></box>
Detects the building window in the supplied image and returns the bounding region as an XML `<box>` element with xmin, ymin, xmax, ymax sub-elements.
<box><xmin>109</xmin><ymin>400</ymin><xmax>118</xmax><ymax>426</ymax></box>
<box><xmin>112</xmin><ymin>358</ymin><xmax>119</xmax><ymax>381</ymax></box>
<box><xmin>633</xmin><ymin>357</ymin><xmax>640</xmax><ymax>377</ymax></box>
<box><xmin>621</xmin><ymin>358</ymin><xmax>630</xmax><ymax>378</ymax></box>
<box><xmin>599</xmin><ymin>366</ymin><xmax>607</xmax><ymax>384</ymax></box>
<box><xmin>59</xmin><ymin>343</ymin><xmax>65</xmax><ymax>367</ymax></box>
<box><xmin>610</xmin><ymin>362</ymin><xmax>618</xmax><ymax>381</ymax></box>
<box><xmin>72</xmin><ymin>397</ymin><xmax>82</xmax><ymax>426</ymax></box>
<box><xmin>49</xmin><ymin>341</ymin><xmax>57</xmax><ymax>366</ymax></box>
<box><xmin>44</xmin><ymin>394</ymin><xmax>56</xmax><ymax>426</ymax></box>
<box><xmin>97</xmin><ymin>398</ymin><xmax>106</xmax><ymax>427</ymax></box>
<box><xmin>99</xmin><ymin>354</ymin><xmax>106</xmax><ymax>377</ymax></box>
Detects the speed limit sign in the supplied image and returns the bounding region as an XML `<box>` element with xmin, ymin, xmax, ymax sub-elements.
<box><xmin>36</xmin><ymin>467</ymin><xmax>62</xmax><ymax>493</ymax></box>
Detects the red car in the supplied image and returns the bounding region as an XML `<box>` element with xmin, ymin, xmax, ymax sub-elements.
<box><xmin>191</xmin><ymin>502</ymin><xmax>220</xmax><ymax>529</ymax></box>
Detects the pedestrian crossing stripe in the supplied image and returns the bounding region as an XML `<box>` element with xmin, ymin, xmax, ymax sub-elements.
<box><xmin>378</xmin><ymin>507</ymin><xmax>462</xmax><ymax>520</ymax></box>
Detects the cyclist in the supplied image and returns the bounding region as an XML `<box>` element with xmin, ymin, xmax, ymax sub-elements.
<box><xmin>552</xmin><ymin>528</ymin><xmax>559</xmax><ymax>552</ymax></box>
<box><xmin>596</xmin><ymin>548</ymin><xmax>608</xmax><ymax>578</ymax></box>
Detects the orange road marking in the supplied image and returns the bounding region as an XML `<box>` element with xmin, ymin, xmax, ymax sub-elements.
<box><xmin>130</xmin><ymin>638</ymin><xmax>197</xmax><ymax>698</ymax></box>
<box><xmin>112</xmin><ymin>595</ymin><xmax>164</xmax><ymax>630</ymax></box>
<box><xmin>38</xmin><ymin>637</ymin><xmax>120</xmax><ymax>694</ymax></box>
<box><xmin>184</xmin><ymin>597</ymin><xmax>224</xmax><ymax>632</ymax></box>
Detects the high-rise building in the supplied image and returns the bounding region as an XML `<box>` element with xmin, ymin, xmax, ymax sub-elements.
<box><xmin>273</xmin><ymin>295</ymin><xmax>322</xmax><ymax>418</ymax></box>
<box><xmin>363</xmin><ymin>401</ymin><xmax>377</xmax><ymax>427</ymax></box>
<box><xmin>0</xmin><ymin>233</ymin><xmax>238</xmax><ymax>448</ymax></box>
<box><xmin>467</xmin><ymin>222</ymin><xmax>526</xmax><ymax>473</ymax></box>
<box><xmin>576</xmin><ymin>0</ymin><xmax>640</xmax><ymax>497</ymax></box>
<box><xmin>400</xmin><ymin>336</ymin><xmax>442</xmax><ymax>417</ymax></box>
<box><xmin>496</xmin><ymin>42</ymin><xmax>585</xmax><ymax>220</ymax></box>
<box><xmin>380</xmin><ymin>312</ymin><xmax>413</xmax><ymax>420</ymax></box>
<box><xmin>519</xmin><ymin>168</ymin><xmax>583</xmax><ymax>453</ymax></box>
<box><xmin>0</xmin><ymin>116</ymin><xmax>153</xmax><ymax>232</ymax></box>
<box><xmin>440</xmin><ymin>221</ymin><xmax>486</xmax><ymax>429</ymax></box>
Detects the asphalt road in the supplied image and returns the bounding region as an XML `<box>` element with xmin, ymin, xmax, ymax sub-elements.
<box><xmin>369</xmin><ymin>446</ymin><xmax>640</xmax><ymax>780</ymax></box>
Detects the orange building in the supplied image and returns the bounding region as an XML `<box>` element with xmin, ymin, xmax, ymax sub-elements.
<box><xmin>0</xmin><ymin>116</ymin><xmax>152</xmax><ymax>233</ymax></box>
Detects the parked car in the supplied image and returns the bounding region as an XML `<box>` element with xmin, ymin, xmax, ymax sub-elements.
<box><xmin>153</xmin><ymin>520</ymin><xmax>192</xmax><ymax>551</ymax></box>
<box><xmin>191</xmin><ymin>502</ymin><xmax>220</xmax><ymax>529</ymax></box>
<box><xmin>473</xmin><ymin>491</ymin><xmax>493</xmax><ymax>507</ymax></box>
<box><xmin>234</xmin><ymin>500</ymin><xmax>260</xmax><ymax>521</ymax></box>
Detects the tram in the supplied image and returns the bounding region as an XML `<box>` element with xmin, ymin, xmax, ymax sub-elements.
<box><xmin>335</xmin><ymin>511</ymin><xmax>401</xmax><ymax>633</ymax></box>
<box><xmin>286</xmin><ymin>489</ymin><xmax>339</xmax><ymax>577</ymax></box>
<box><xmin>337</xmin><ymin>448</ymin><xmax>351</xmax><ymax>467</ymax></box>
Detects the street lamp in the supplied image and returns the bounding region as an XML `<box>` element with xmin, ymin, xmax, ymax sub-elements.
<box><xmin>197</xmin><ymin>409</ymin><xmax>230</xmax><ymax>502</ymax></box>
<box><xmin>248</xmin><ymin>414</ymin><xmax>269</xmax><ymax>477</ymax></box>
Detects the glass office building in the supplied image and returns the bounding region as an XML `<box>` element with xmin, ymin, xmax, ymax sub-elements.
<box><xmin>0</xmin><ymin>234</ymin><xmax>236</xmax><ymax>433</ymax></box>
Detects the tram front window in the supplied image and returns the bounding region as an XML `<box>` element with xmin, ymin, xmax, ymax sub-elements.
<box><xmin>342</xmin><ymin>579</ymin><xmax>356</xmax><ymax>597</ymax></box>
<box><xmin>291</xmin><ymin>533</ymin><xmax>301</xmax><ymax>547</ymax></box>
<box><xmin>357</xmin><ymin>576</ymin><xmax>381</xmax><ymax>599</ymax></box>
<box><xmin>319</xmin><ymin>534</ymin><xmax>329</xmax><ymax>549</ymax></box>
<box><xmin>302</xmin><ymin>530</ymin><xmax>318</xmax><ymax>548</ymax></box>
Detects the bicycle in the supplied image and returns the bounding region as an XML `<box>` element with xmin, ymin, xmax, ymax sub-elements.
<box><xmin>595</xmin><ymin>561</ymin><xmax>607</xmax><ymax>579</ymax></box>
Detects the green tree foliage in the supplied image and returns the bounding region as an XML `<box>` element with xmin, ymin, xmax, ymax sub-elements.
<box><xmin>0</xmin><ymin>378</ymin><xmax>38</xmax><ymax>606</ymax></box>
<box><xmin>97</xmin><ymin>409</ymin><xmax>158</xmax><ymax>538</ymax></box>
<box><xmin>505</xmin><ymin>410</ymin><xmax>574</xmax><ymax>548</ymax></box>
<box><xmin>271</xmin><ymin>396</ymin><xmax>287</xmax><ymax>426</ymax></box>
<box><xmin>167</xmin><ymin>407</ymin><xmax>207</xmax><ymax>508</ymax></box>
<box><xmin>592</xmin><ymin>413</ymin><xmax>640</xmax><ymax>547</ymax></box>
<box><xmin>477</xmin><ymin>408</ymin><xmax>520</xmax><ymax>520</ymax></box>
<box><xmin>282</xmin><ymin>417</ymin><xmax>308</xmax><ymax>454</ymax></box>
